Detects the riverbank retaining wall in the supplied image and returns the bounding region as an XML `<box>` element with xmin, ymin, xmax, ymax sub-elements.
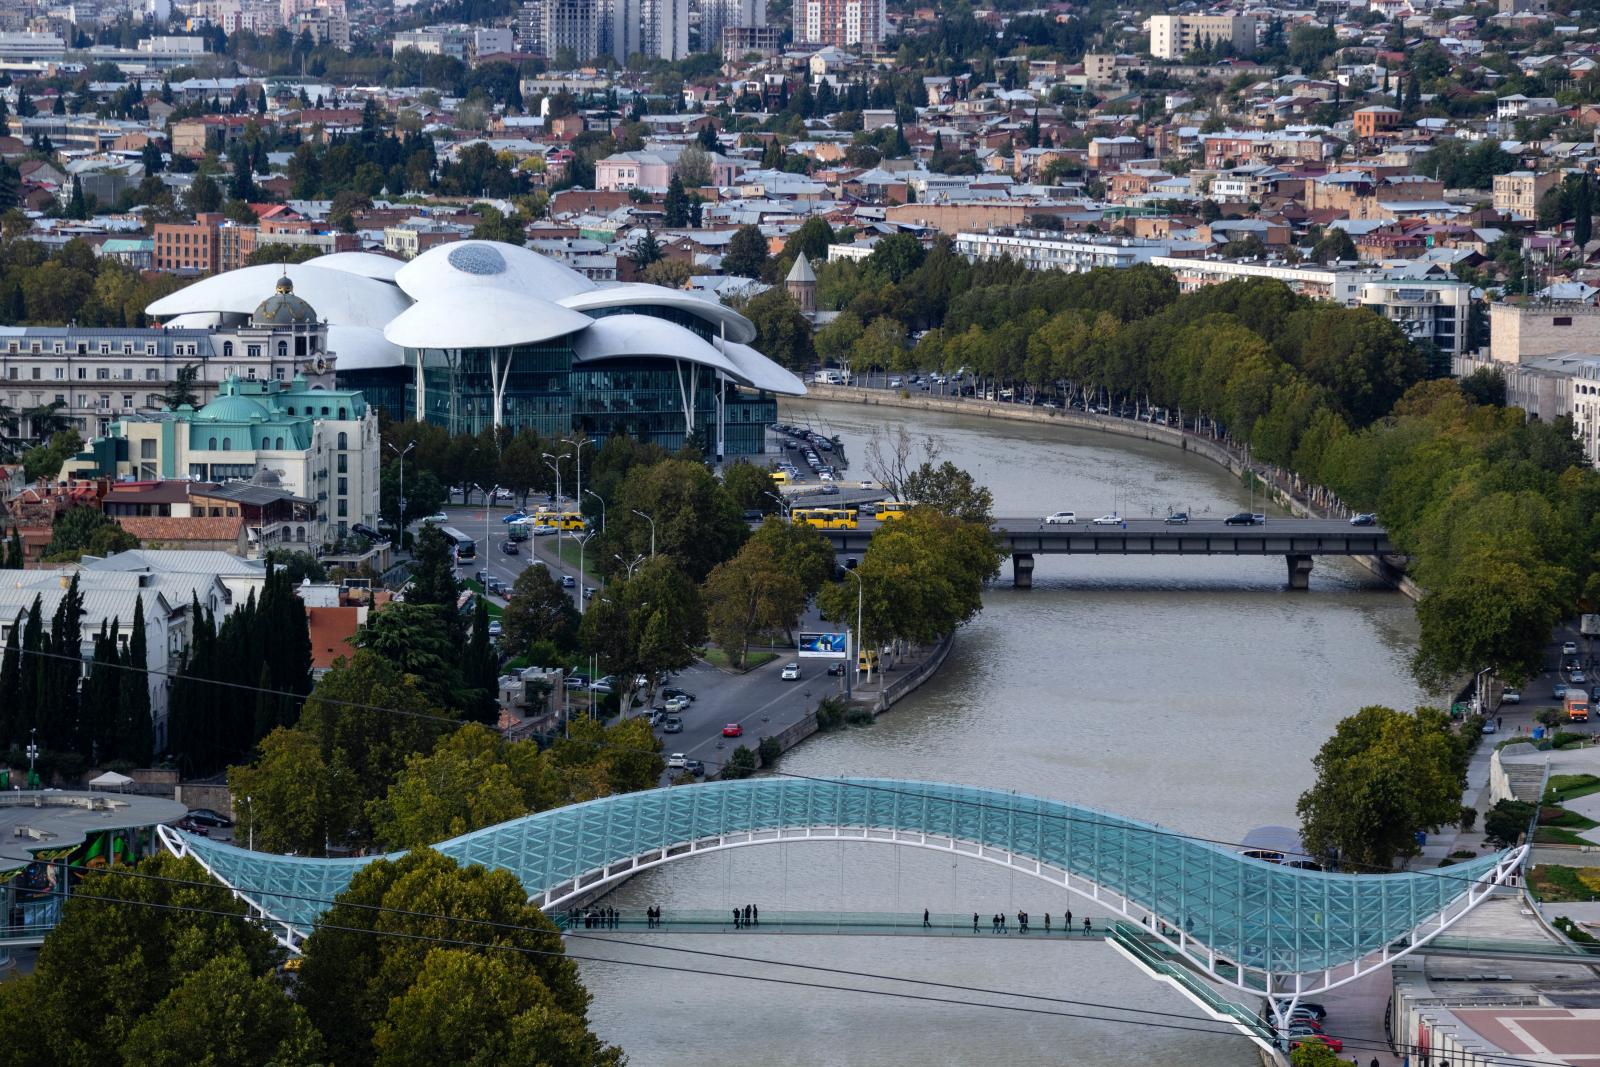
<box><xmin>874</xmin><ymin>633</ymin><xmax>955</xmax><ymax>715</ymax></box>
<box><xmin>798</xmin><ymin>385</ymin><xmax>1420</xmax><ymax>603</ymax></box>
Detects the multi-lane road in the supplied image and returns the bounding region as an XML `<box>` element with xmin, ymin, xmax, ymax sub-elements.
<box><xmin>434</xmin><ymin>502</ymin><xmax>837</xmax><ymax>780</ymax></box>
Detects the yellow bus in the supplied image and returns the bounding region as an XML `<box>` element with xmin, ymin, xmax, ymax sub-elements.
<box><xmin>874</xmin><ymin>501</ymin><xmax>912</xmax><ymax>522</ymax></box>
<box><xmin>791</xmin><ymin>508</ymin><xmax>858</xmax><ymax>530</ymax></box>
<box><xmin>536</xmin><ymin>511</ymin><xmax>586</xmax><ymax>531</ymax></box>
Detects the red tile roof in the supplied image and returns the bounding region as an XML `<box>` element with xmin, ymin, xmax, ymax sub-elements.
<box><xmin>306</xmin><ymin>606</ymin><xmax>362</xmax><ymax>670</ymax></box>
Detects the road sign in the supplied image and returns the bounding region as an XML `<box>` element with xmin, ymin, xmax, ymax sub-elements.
<box><xmin>798</xmin><ymin>632</ymin><xmax>848</xmax><ymax>658</ymax></box>
<box><xmin>1582</xmin><ymin>614</ymin><xmax>1600</xmax><ymax>637</ymax></box>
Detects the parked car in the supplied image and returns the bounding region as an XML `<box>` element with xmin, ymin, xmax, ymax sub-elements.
<box><xmin>667</xmin><ymin>753</ymin><xmax>688</xmax><ymax>770</ymax></box>
<box><xmin>1502</xmin><ymin>688</ymin><xmax>1520</xmax><ymax>704</ymax></box>
<box><xmin>722</xmin><ymin>723</ymin><xmax>743</xmax><ymax>737</ymax></box>
<box><xmin>425</xmin><ymin>512</ymin><xmax>449</xmax><ymax>523</ymax></box>
<box><xmin>664</xmin><ymin>695</ymin><xmax>690</xmax><ymax>713</ymax></box>
<box><xmin>185</xmin><ymin>808</ymin><xmax>233</xmax><ymax>828</ymax></box>
<box><xmin>685</xmin><ymin>759</ymin><xmax>705</xmax><ymax>777</ymax></box>
<box><xmin>1091</xmin><ymin>513</ymin><xmax>1122</xmax><ymax>525</ymax></box>
<box><xmin>1043</xmin><ymin>511</ymin><xmax>1077</xmax><ymax>525</ymax></box>
<box><xmin>663</xmin><ymin>716</ymin><xmax>683</xmax><ymax>733</ymax></box>
<box><xmin>1289</xmin><ymin>1034</ymin><xmax>1342</xmax><ymax>1055</ymax></box>
<box><xmin>488</xmin><ymin>621</ymin><xmax>502</xmax><ymax>638</ymax></box>
<box><xmin>564</xmin><ymin>675</ymin><xmax>588</xmax><ymax>690</ymax></box>
<box><xmin>781</xmin><ymin>663</ymin><xmax>801</xmax><ymax>680</ymax></box>
<box><xmin>827</xmin><ymin>662</ymin><xmax>845</xmax><ymax>676</ymax></box>
<box><xmin>661</xmin><ymin>687</ymin><xmax>695</xmax><ymax>704</ymax></box>
<box><xmin>1164</xmin><ymin>512</ymin><xmax>1189</xmax><ymax>525</ymax></box>
<box><xmin>1349</xmin><ymin>513</ymin><xmax>1377</xmax><ymax>526</ymax></box>
<box><xmin>1224</xmin><ymin>512</ymin><xmax>1261</xmax><ymax>526</ymax></box>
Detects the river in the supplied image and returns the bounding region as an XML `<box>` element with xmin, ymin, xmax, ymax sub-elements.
<box><xmin>573</xmin><ymin>399</ymin><xmax>1427</xmax><ymax>1066</ymax></box>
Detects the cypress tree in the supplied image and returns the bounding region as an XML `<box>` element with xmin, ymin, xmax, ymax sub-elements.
<box><xmin>464</xmin><ymin>597</ymin><xmax>498</xmax><ymax>726</ymax></box>
<box><xmin>0</xmin><ymin>609</ymin><xmax>20</xmax><ymax>745</ymax></box>
<box><xmin>1575</xmin><ymin>172</ymin><xmax>1594</xmax><ymax>247</ymax></box>
<box><xmin>83</xmin><ymin>619</ymin><xmax>120</xmax><ymax>763</ymax></box>
<box><xmin>43</xmin><ymin>575</ymin><xmax>83</xmax><ymax>750</ymax></box>
<box><xmin>19</xmin><ymin>596</ymin><xmax>43</xmax><ymax>742</ymax></box>
<box><xmin>119</xmin><ymin>594</ymin><xmax>151</xmax><ymax>764</ymax></box>
<box><xmin>253</xmin><ymin>662</ymin><xmax>276</xmax><ymax>744</ymax></box>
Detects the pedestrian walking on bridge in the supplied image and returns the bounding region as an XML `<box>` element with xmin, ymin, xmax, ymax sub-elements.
<box><xmin>973</xmin><ymin>912</ymin><xmax>979</xmax><ymax>932</ymax></box>
<box><xmin>1083</xmin><ymin>916</ymin><xmax>1092</xmax><ymax>935</ymax></box>
<box><xmin>732</xmin><ymin>907</ymin><xmax>741</xmax><ymax>929</ymax></box>
<box><xmin>923</xmin><ymin>908</ymin><xmax>931</xmax><ymax>928</ymax></box>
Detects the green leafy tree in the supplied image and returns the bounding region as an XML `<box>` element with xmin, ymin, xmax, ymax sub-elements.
<box><xmin>606</xmin><ymin>457</ymin><xmax>748</xmax><ymax>581</ymax></box>
<box><xmin>44</xmin><ymin>504</ymin><xmax>138</xmax><ymax>561</ymax></box>
<box><xmin>580</xmin><ymin>556</ymin><xmax>706</xmax><ymax>709</ymax></box>
<box><xmin>742</xmin><ymin>286</ymin><xmax>814</xmax><ymax>369</ymax></box>
<box><xmin>746</xmin><ymin>517</ymin><xmax>835</xmax><ymax>600</ymax></box>
<box><xmin>156</xmin><ymin>363</ymin><xmax>202</xmax><ymax>409</ymax></box>
<box><xmin>722</xmin><ymin>223</ymin><xmax>769</xmax><ymax>278</ymax></box>
<box><xmin>703</xmin><ymin>535</ymin><xmax>805</xmax><ymax>665</ymax></box>
<box><xmin>226</xmin><ymin>725</ymin><xmax>363</xmax><ymax>855</ymax></box>
<box><xmin>470</xmin><ymin>205</ymin><xmax>527</xmax><ymax>245</ymax></box>
<box><xmin>1483</xmin><ymin>798</ymin><xmax>1537</xmax><ymax>848</ymax></box>
<box><xmin>900</xmin><ymin>461</ymin><xmax>996</xmax><ymax>523</ymax></box>
<box><xmin>1295</xmin><ymin>705</ymin><xmax>1468</xmax><ymax>869</ymax></box>
<box><xmin>405</xmin><ymin>524</ymin><xmax>461</xmax><ymax>608</ymax></box>
<box><xmin>0</xmin><ymin>854</ymin><xmax>284</xmax><ymax>1067</ymax></box>
<box><xmin>501</xmin><ymin>564</ymin><xmax>580</xmax><ymax>656</ymax></box>
<box><xmin>720</xmin><ymin>460</ymin><xmax>778</xmax><ymax>513</ymax></box>
<box><xmin>296</xmin><ymin>848</ymin><xmax>618</xmax><ymax>1067</ymax></box>
<box><xmin>463</xmin><ymin>597</ymin><xmax>499</xmax><ymax>725</ymax></box>
<box><xmin>121</xmin><ymin>953</ymin><xmax>325</xmax><ymax>1067</ymax></box>
<box><xmin>369</xmin><ymin>722</ymin><xmax>529</xmax><ymax>849</ymax></box>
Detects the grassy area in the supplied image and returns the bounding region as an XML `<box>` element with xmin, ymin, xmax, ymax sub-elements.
<box><xmin>701</xmin><ymin>648</ymin><xmax>779</xmax><ymax>672</ymax></box>
<box><xmin>1544</xmin><ymin>807</ymin><xmax>1600</xmax><ymax>831</ymax></box>
<box><xmin>1535</xmin><ymin>826</ymin><xmax>1599</xmax><ymax>846</ymax></box>
<box><xmin>1528</xmin><ymin>865</ymin><xmax>1600</xmax><ymax>903</ymax></box>
<box><xmin>1548</xmin><ymin>774</ymin><xmax>1600</xmax><ymax>803</ymax></box>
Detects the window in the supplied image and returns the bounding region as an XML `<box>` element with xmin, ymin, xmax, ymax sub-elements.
<box><xmin>77</xmin><ymin>367</ymin><xmax>86</xmax><ymax>379</ymax></box>
<box><xmin>277</xmin><ymin>341</ymin><xmax>288</xmax><ymax>358</ymax></box>
<box><xmin>122</xmin><ymin>394</ymin><xmax>132</xmax><ymax>408</ymax></box>
<box><xmin>54</xmin><ymin>367</ymin><xmax>64</xmax><ymax>379</ymax></box>
<box><xmin>98</xmin><ymin>394</ymin><xmax>109</xmax><ymax>409</ymax></box>
<box><xmin>337</xmin><ymin>499</ymin><xmax>348</xmax><ymax>517</ymax></box>
<box><xmin>1555</xmin><ymin>317</ymin><xmax>1573</xmax><ymax>326</ymax></box>
<box><xmin>97</xmin><ymin>368</ymin><xmax>109</xmax><ymax>380</ymax></box>
<box><xmin>337</xmin><ymin>477</ymin><xmax>347</xmax><ymax>495</ymax></box>
<box><xmin>336</xmin><ymin>431</ymin><xmax>348</xmax><ymax>449</ymax></box>
<box><xmin>221</xmin><ymin>437</ymin><xmax>231</xmax><ymax>450</ymax></box>
<box><xmin>208</xmin><ymin>437</ymin><xmax>217</xmax><ymax>449</ymax></box>
<box><xmin>146</xmin><ymin>369</ymin><xmax>159</xmax><ymax>380</ymax></box>
<box><xmin>140</xmin><ymin>439</ymin><xmax>156</xmax><ymax>459</ymax></box>
<box><xmin>336</xmin><ymin>454</ymin><xmax>347</xmax><ymax>473</ymax></box>
<box><xmin>223</xmin><ymin>341</ymin><xmax>233</xmax><ymax>357</ymax></box>
<box><xmin>247</xmin><ymin>345</ymin><xmax>261</xmax><ymax>358</ymax></box>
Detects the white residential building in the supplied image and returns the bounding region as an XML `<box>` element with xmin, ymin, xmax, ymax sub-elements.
<box><xmin>956</xmin><ymin>230</ymin><xmax>1174</xmax><ymax>273</ymax></box>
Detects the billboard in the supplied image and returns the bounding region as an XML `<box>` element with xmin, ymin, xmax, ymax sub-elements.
<box><xmin>798</xmin><ymin>632</ymin><xmax>848</xmax><ymax>658</ymax></box>
<box><xmin>1583</xmin><ymin>615</ymin><xmax>1600</xmax><ymax>637</ymax></box>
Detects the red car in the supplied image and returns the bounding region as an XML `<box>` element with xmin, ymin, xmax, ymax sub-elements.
<box><xmin>722</xmin><ymin>723</ymin><xmax>743</xmax><ymax>737</ymax></box>
<box><xmin>1290</xmin><ymin>1035</ymin><xmax>1342</xmax><ymax>1054</ymax></box>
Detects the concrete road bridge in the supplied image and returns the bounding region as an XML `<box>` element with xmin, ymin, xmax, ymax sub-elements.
<box><xmin>819</xmin><ymin>518</ymin><xmax>1396</xmax><ymax>588</ymax></box>
<box><xmin>163</xmin><ymin>777</ymin><xmax>1520</xmax><ymax>1043</ymax></box>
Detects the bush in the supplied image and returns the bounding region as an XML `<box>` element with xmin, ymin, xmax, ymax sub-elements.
<box><xmin>846</xmin><ymin>707</ymin><xmax>874</xmax><ymax>726</ymax></box>
<box><xmin>1484</xmin><ymin>799</ymin><xmax>1537</xmax><ymax>847</ymax></box>
<box><xmin>721</xmin><ymin>745</ymin><xmax>757</xmax><ymax>779</ymax></box>
<box><xmin>815</xmin><ymin>697</ymin><xmax>847</xmax><ymax>731</ymax></box>
<box><xmin>1458</xmin><ymin>805</ymin><xmax>1478</xmax><ymax>831</ymax></box>
<box><xmin>1553</xmin><ymin>731</ymin><xmax>1589</xmax><ymax>749</ymax></box>
<box><xmin>757</xmin><ymin>735</ymin><xmax>781</xmax><ymax>767</ymax></box>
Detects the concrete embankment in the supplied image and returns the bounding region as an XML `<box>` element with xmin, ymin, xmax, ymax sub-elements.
<box><xmin>798</xmin><ymin>385</ymin><xmax>1421</xmax><ymax>603</ymax></box>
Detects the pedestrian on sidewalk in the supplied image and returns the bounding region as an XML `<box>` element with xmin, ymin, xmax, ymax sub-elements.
<box><xmin>1044</xmin><ymin>913</ymin><xmax>1051</xmax><ymax>932</ymax></box>
<box><xmin>732</xmin><ymin>907</ymin><xmax>741</xmax><ymax>929</ymax></box>
<box><xmin>752</xmin><ymin>904</ymin><xmax>759</xmax><ymax>925</ymax></box>
<box><xmin>1497</xmin><ymin>715</ymin><xmax>1503</xmax><ymax>731</ymax></box>
<box><xmin>1065</xmin><ymin>908</ymin><xmax>1072</xmax><ymax>929</ymax></box>
<box><xmin>923</xmin><ymin>908</ymin><xmax>931</xmax><ymax>928</ymax></box>
<box><xmin>1083</xmin><ymin>917</ymin><xmax>1092</xmax><ymax>935</ymax></box>
<box><xmin>973</xmin><ymin>912</ymin><xmax>979</xmax><ymax>932</ymax></box>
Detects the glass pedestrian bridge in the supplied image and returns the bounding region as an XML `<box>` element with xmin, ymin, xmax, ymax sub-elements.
<box><xmin>160</xmin><ymin>777</ymin><xmax>1524</xmax><ymax>1014</ymax></box>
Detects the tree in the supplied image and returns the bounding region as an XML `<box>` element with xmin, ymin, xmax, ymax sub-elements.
<box><xmin>368</xmin><ymin>723</ymin><xmax>529</xmax><ymax>849</ymax></box>
<box><xmin>65</xmin><ymin>176</ymin><xmax>89</xmax><ymax>220</ymax></box>
<box><xmin>703</xmin><ymin>536</ymin><xmax>805</xmax><ymax>665</ymax></box>
<box><xmin>463</xmin><ymin>597</ymin><xmax>499</xmax><ymax>725</ymax></box>
<box><xmin>607</xmin><ymin>457</ymin><xmax>747</xmax><ymax>581</ymax></box>
<box><xmin>1310</xmin><ymin>228</ymin><xmax>1356</xmax><ymax>264</ymax></box>
<box><xmin>121</xmin><ymin>953</ymin><xmax>325</xmax><ymax>1067</ymax></box>
<box><xmin>580</xmin><ymin>556</ymin><xmax>705</xmax><ymax>710</ymax></box>
<box><xmin>226</xmin><ymin>726</ymin><xmax>363</xmax><ymax>855</ymax></box>
<box><xmin>720</xmin><ymin>460</ymin><xmax>778</xmax><ymax>513</ymax></box>
<box><xmin>746</xmin><ymin>517</ymin><xmax>835</xmax><ymax>600</ymax></box>
<box><xmin>185</xmin><ymin>172</ymin><xmax>222</xmax><ymax>214</ymax></box>
<box><xmin>117</xmin><ymin>594</ymin><xmax>152</xmax><ymax>763</ymax></box>
<box><xmin>1412</xmin><ymin>549</ymin><xmax>1567</xmax><ymax>688</ymax></box>
<box><xmin>866</xmin><ymin>233</ymin><xmax>926</xmax><ymax>283</ymax></box>
<box><xmin>470</xmin><ymin>205</ymin><xmax>526</xmax><ymax>245</ymax></box>
<box><xmin>783</xmin><ymin>216</ymin><xmax>834</xmax><ymax>264</ymax></box>
<box><xmin>501</xmin><ymin>564</ymin><xmax>580</xmax><ymax>655</ymax></box>
<box><xmin>628</xmin><ymin>227</ymin><xmax>664</xmax><ymax>270</ymax></box>
<box><xmin>722</xmin><ymin>223</ymin><xmax>768</xmax><ymax>278</ymax></box>
<box><xmin>405</xmin><ymin>523</ymin><xmax>461</xmax><ymax>607</ymax></box>
<box><xmin>663</xmin><ymin>174</ymin><xmax>689</xmax><ymax>226</ymax></box>
<box><xmin>296</xmin><ymin>848</ymin><xmax>617</xmax><ymax>1067</ymax></box>
<box><xmin>44</xmin><ymin>504</ymin><xmax>137</xmax><ymax>561</ymax></box>
<box><xmin>0</xmin><ymin>854</ymin><xmax>284</xmax><ymax>1067</ymax></box>
<box><xmin>1483</xmin><ymin>798</ymin><xmax>1536</xmax><ymax>848</ymax></box>
<box><xmin>1289</xmin><ymin>1039</ymin><xmax>1345</xmax><ymax>1067</ymax></box>
<box><xmin>901</xmin><ymin>461</ymin><xmax>995</xmax><ymax>523</ymax></box>
<box><xmin>814</xmin><ymin>311</ymin><xmax>863</xmax><ymax>364</ymax></box>
<box><xmin>742</xmin><ymin>286</ymin><xmax>814</xmax><ymax>368</ymax></box>
<box><xmin>641</xmin><ymin>258</ymin><xmax>692</xmax><ymax>288</ymax></box>
<box><xmin>157</xmin><ymin>362</ymin><xmax>202</xmax><ymax>409</ymax></box>
<box><xmin>1295</xmin><ymin>705</ymin><xmax>1468</xmax><ymax>869</ymax></box>
<box><xmin>675</xmin><ymin>143</ymin><xmax>713</xmax><ymax>188</ymax></box>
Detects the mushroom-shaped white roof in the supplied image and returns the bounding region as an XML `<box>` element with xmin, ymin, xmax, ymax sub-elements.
<box><xmin>145</xmin><ymin>264</ymin><xmax>410</xmax><ymax>332</ymax></box>
<box><xmin>393</xmin><ymin>240</ymin><xmax>597</xmax><ymax>302</ymax></box>
<box><xmin>160</xmin><ymin>312</ymin><xmax>227</xmax><ymax>329</ymax></box>
<box><xmin>381</xmin><ymin>286</ymin><xmax>594</xmax><ymax>350</ymax></box>
<box><xmin>305</xmin><ymin>251</ymin><xmax>405</xmax><ymax>283</ymax></box>
<box><xmin>558</xmin><ymin>283</ymin><xmax>758</xmax><ymax>345</ymax></box>
<box><xmin>572</xmin><ymin>315</ymin><xmax>802</xmax><ymax>395</ymax></box>
<box><xmin>722</xmin><ymin>341</ymin><xmax>807</xmax><ymax>397</ymax></box>
<box><xmin>572</xmin><ymin>314</ymin><xmax>740</xmax><ymax>376</ymax></box>
<box><xmin>327</xmin><ymin>324</ymin><xmax>405</xmax><ymax>371</ymax></box>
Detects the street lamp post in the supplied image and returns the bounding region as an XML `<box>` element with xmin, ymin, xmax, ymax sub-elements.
<box><xmin>26</xmin><ymin>727</ymin><xmax>38</xmax><ymax>788</ymax></box>
<box><xmin>567</xmin><ymin>438</ymin><xmax>591</xmax><ymax>529</ymax></box>
<box><xmin>842</xmin><ymin>568</ymin><xmax>863</xmax><ymax>700</ymax></box>
<box><xmin>473</xmin><ymin>484</ymin><xmax>498</xmax><ymax>579</ymax></box>
<box><xmin>614</xmin><ymin>553</ymin><xmax>644</xmax><ymax>579</ymax></box>
<box><xmin>631</xmin><ymin>509</ymin><xmax>656</xmax><ymax>557</ymax></box>
<box><xmin>583</xmin><ymin>489</ymin><xmax>607</xmax><ymax>533</ymax></box>
<box><xmin>543</xmin><ymin>455</ymin><xmax>564</xmax><ymax>558</ymax></box>
<box><xmin>576</xmin><ymin>531</ymin><xmax>596</xmax><ymax>614</ymax></box>
<box><xmin>386</xmin><ymin>441</ymin><xmax>414</xmax><ymax>534</ymax></box>
<box><xmin>764</xmin><ymin>491</ymin><xmax>790</xmax><ymax>520</ymax></box>
<box><xmin>245</xmin><ymin>795</ymin><xmax>253</xmax><ymax>851</ymax></box>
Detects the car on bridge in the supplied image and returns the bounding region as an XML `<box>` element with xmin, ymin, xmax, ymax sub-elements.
<box><xmin>1043</xmin><ymin>511</ymin><xmax>1076</xmax><ymax>524</ymax></box>
<box><xmin>1164</xmin><ymin>512</ymin><xmax>1189</xmax><ymax>525</ymax></box>
<box><xmin>781</xmin><ymin>663</ymin><xmax>801</xmax><ymax>680</ymax></box>
<box><xmin>1349</xmin><ymin>512</ymin><xmax>1377</xmax><ymax>526</ymax></box>
<box><xmin>1224</xmin><ymin>512</ymin><xmax>1263</xmax><ymax>526</ymax></box>
<box><xmin>1091</xmin><ymin>513</ymin><xmax>1122</xmax><ymax>525</ymax></box>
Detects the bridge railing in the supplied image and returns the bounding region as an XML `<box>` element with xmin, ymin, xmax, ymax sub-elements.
<box><xmin>553</xmin><ymin>908</ymin><xmax>1118</xmax><ymax>937</ymax></box>
<box><xmin>1109</xmin><ymin>921</ymin><xmax>1273</xmax><ymax>1040</ymax></box>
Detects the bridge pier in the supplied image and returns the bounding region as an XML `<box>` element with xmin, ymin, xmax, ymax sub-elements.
<box><xmin>1012</xmin><ymin>553</ymin><xmax>1034</xmax><ymax>589</ymax></box>
<box><xmin>1285</xmin><ymin>554</ymin><xmax>1313</xmax><ymax>591</ymax></box>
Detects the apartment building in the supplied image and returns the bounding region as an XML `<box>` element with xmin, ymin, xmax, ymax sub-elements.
<box><xmin>955</xmin><ymin>230</ymin><xmax>1174</xmax><ymax>273</ymax></box>
<box><xmin>1148</xmin><ymin>14</ymin><xmax>1257</xmax><ymax>61</ymax></box>
<box><xmin>1492</xmin><ymin>170</ymin><xmax>1561</xmax><ymax>222</ymax></box>
<box><xmin>800</xmin><ymin>0</ymin><xmax>887</xmax><ymax>48</ymax></box>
